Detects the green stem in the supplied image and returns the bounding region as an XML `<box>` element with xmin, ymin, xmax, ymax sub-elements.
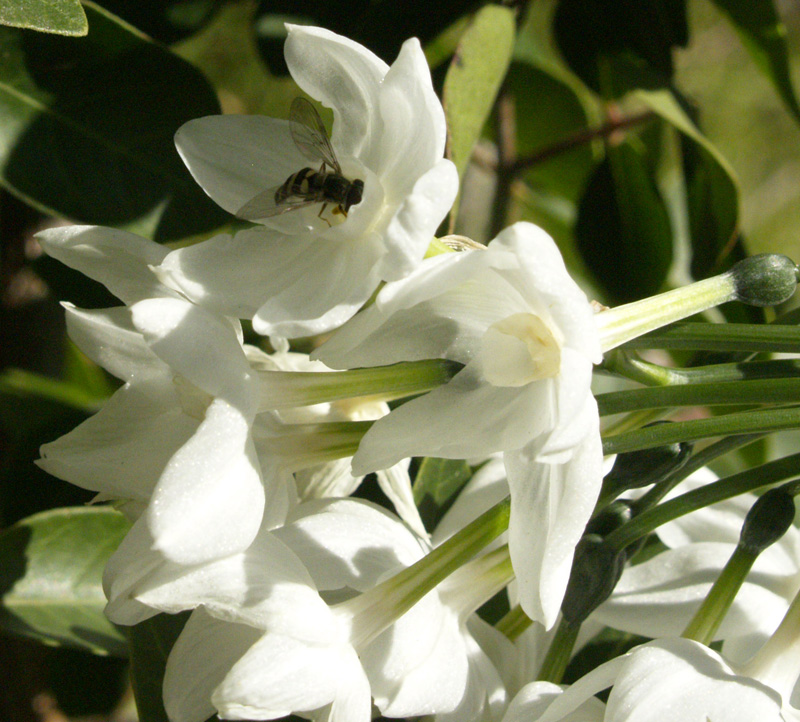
<box><xmin>536</xmin><ymin>617</ymin><xmax>580</xmax><ymax>683</ymax></box>
<box><xmin>603</xmin><ymin>452</ymin><xmax>800</xmax><ymax>552</ymax></box>
<box><xmin>602</xmin><ymin>406</ymin><xmax>800</xmax><ymax>456</ymax></box>
<box><xmin>681</xmin><ymin>545</ymin><xmax>757</xmax><ymax>645</ymax></box>
<box><xmin>595</xmin><ymin>277</ymin><xmax>738</xmax><ymax>353</ymax></box>
<box><xmin>257</xmin><ymin>359</ymin><xmax>459</xmax><ymax>409</ymax></box>
<box><xmin>343</xmin><ymin>498</ymin><xmax>511</xmax><ymax>647</ymax></box>
<box><xmin>621</xmin><ymin>322</ymin><xmax>800</xmax><ymax>353</ymax></box>
<box><xmin>495</xmin><ymin>604</ymin><xmax>532</xmax><ymax>641</ymax></box>
<box><xmin>597</xmin><ymin>377</ymin><xmax>800</xmax><ymax>416</ymax></box>
<box><xmin>631</xmin><ymin>434</ymin><xmax>763</xmax><ymax>510</ymax></box>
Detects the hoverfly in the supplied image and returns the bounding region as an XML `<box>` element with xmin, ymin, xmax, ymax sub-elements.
<box><xmin>236</xmin><ymin>97</ymin><xmax>365</xmax><ymax>224</ymax></box>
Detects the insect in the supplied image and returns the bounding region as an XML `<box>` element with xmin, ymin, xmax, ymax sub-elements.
<box><xmin>236</xmin><ymin>97</ymin><xmax>365</xmax><ymax>224</ymax></box>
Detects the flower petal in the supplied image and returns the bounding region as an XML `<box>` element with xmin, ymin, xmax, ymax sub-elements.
<box><xmin>506</xmin><ymin>428</ymin><xmax>604</xmax><ymax>629</ymax></box>
<box><xmin>284</xmin><ymin>24</ymin><xmax>388</xmax><ymax>160</ymax></box>
<box><xmin>37</xmin><ymin>383</ymin><xmax>197</xmax><ymax>501</ymax></box>
<box><xmin>175</xmin><ymin>114</ymin><xmax>304</xmax><ymax>218</ymax></box>
<box><xmin>147</xmin><ymin>398</ymin><xmax>266</xmax><ymax>564</ymax></box>
<box><xmin>130</xmin><ymin>298</ymin><xmax>252</xmax><ymax>409</ymax></box>
<box><xmin>163</xmin><ymin>609</ymin><xmax>265</xmax><ymax>722</ymax></box>
<box><xmin>274</xmin><ymin>498</ymin><xmax>425</xmax><ymax>592</ymax></box>
<box><xmin>211</xmin><ymin>624</ymin><xmax>368</xmax><ymax>721</ymax></box>
<box><xmin>36</xmin><ymin>225</ymin><xmax>172</xmax><ymax>305</ymax></box>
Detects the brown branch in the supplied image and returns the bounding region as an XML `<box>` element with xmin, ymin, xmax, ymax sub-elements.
<box><xmin>509</xmin><ymin>110</ymin><xmax>657</xmax><ymax>174</ymax></box>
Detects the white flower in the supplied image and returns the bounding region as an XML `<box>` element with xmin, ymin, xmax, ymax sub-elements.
<box><xmin>501</xmin><ymin>638</ymin><xmax>785</xmax><ymax>722</ymax></box>
<box><xmin>316</xmin><ymin>221</ymin><xmax>604</xmax><ymax>627</ymax></box>
<box><xmin>35</xmin><ymin>226</ymin><xmax>282</xmax><ymax>568</ymax></box>
<box><xmin>156</xmin><ymin>24</ymin><xmax>458</xmax><ymax>339</ymax></box>
<box><xmin>595</xmin><ymin>468</ymin><xmax>800</xmax><ymax>663</ymax></box>
<box><xmin>124</xmin><ymin>498</ymin><xmax>512</xmax><ymax>722</ymax></box>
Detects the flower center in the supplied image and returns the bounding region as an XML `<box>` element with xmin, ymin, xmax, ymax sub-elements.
<box><xmin>478</xmin><ymin>312</ymin><xmax>563</xmax><ymax>387</ymax></box>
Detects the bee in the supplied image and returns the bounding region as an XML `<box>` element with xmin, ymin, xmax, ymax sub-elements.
<box><xmin>237</xmin><ymin>97</ymin><xmax>365</xmax><ymax>224</ymax></box>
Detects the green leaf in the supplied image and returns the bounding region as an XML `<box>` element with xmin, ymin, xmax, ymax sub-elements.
<box><xmin>710</xmin><ymin>0</ymin><xmax>800</xmax><ymax>124</ymax></box>
<box><xmin>0</xmin><ymin>506</ymin><xmax>129</xmax><ymax>656</ymax></box>
<box><xmin>414</xmin><ymin>457</ymin><xmax>472</xmax><ymax>507</ymax></box>
<box><xmin>635</xmin><ymin>89</ymin><xmax>741</xmax><ymax>277</ymax></box>
<box><xmin>0</xmin><ymin>0</ymin><xmax>88</xmax><ymax>37</ymax></box>
<box><xmin>575</xmin><ymin>139</ymin><xmax>673</xmax><ymax>303</ymax></box>
<box><xmin>0</xmin><ymin>1</ymin><xmax>228</xmax><ymax>241</ymax></box>
<box><xmin>443</xmin><ymin>4</ymin><xmax>516</xmax><ymax>220</ymax></box>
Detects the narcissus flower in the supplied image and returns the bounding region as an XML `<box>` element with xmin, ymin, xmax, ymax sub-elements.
<box><xmin>156</xmin><ymin>24</ymin><xmax>458</xmax><ymax>339</ymax></box>
<box><xmin>316</xmin><ymin>222</ymin><xmax>604</xmax><ymax>628</ymax></box>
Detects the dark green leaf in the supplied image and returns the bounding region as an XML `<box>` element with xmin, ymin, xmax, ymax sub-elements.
<box><xmin>575</xmin><ymin>140</ymin><xmax>673</xmax><ymax>303</ymax></box>
<box><xmin>635</xmin><ymin>90</ymin><xmax>741</xmax><ymax>278</ymax></box>
<box><xmin>0</xmin><ymin>2</ymin><xmax>228</xmax><ymax>241</ymax></box>
<box><xmin>0</xmin><ymin>506</ymin><xmax>129</xmax><ymax>656</ymax></box>
<box><xmin>0</xmin><ymin>0</ymin><xmax>87</xmax><ymax>36</ymax></box>
<box><xmin>443</xmin><ymin>4</ymin><xmax>516</xmax><ymax>219</ymax></box>
<box><xmin>710</xmin><ymin>0</ymin><xmax>800</xmax><ymax>123</ymax></box>
<box><xmin>414</xmin><ymin>457</ymin><xmax>472</xmax><ymax>507</ymax></box>
<box><xmin>553</xmin><ymin>0</ymin><xmax>688</xmax><ymax>98</ymax></box>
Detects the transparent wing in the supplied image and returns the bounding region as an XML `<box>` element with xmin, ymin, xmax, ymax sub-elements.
<box><xmin>289</xmin><ymin>97</ymin><xmax>341</xmax><ymax>173</ymax></box>
<box><xmin>236</xmin><ymin>185</ymin><xmax>319</xmax><ymax>221</ymax></box>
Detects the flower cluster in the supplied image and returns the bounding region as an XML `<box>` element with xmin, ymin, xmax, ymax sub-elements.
<box><xmin>36</xmin><ymin>23</ymin><xmax>800</xmax><ymax>722</ymax></box>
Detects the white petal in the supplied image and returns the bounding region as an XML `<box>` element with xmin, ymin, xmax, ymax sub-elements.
<box><xmin>131</xmin><ymin>298</ymin><xmax>252</xmax><ymax>409</ymax></box>
<box><xmin>157</xmin><ymin>227</ymin><xmax>383</xmax><ymax>338</ymax></box>
<box><xmin>163</xmin><ymin>609</ymin><xmax>264</xmax><ymax>722</ymax></box>
<box><xmin>147</xmin><ymin>399</ymin><xmax>265</xmax><ymax>564</ymax></box>
<box><xmin>367</xmin><ymin>38</ymin><xmax>447</xmax><ymax>198</ymax></box>
<box><xmin>501</xmin><ymin>681</ymin><xmax>606</xmax><ymax>722</ymax></box>
<box><xmin>492</xmin><ymin>223</ymin><xmax>602</xmax><ymax>363</ymax></box>
<box><xmin>506</xmin><ymin>429</ymin><xmax>604</xmax><ymax>629</ymax></box>
<box><xmin>174</xmin><ymin>114</ymin><xmax>304</xmax><ymax>218</ymax></box>
<box><xmin>36</xmin><ymin>225</ymin><xmax>172</xmax><ymax>305</ymax></box>
<box><xmin>376</xmin><ymin>460</ymin><xmax>428</xmax><ymax>539</ymax></box>
<box><xmin>103</xmin><ymin>516</ymin><xmax>167</xmax><ymax>625</ymax></box>
<box><xmin>365</xmin><ymin>593</ymin><xmax>468</xmax><ymax>716</ymax></box>
<box><xmin>274</xmin><ymin>498</ymin><xmax>425</xmax><ymax>592</ymax></box>
<box><xmin>351</xmin><ymin>365</ymin><xmax>551</xmax><ymax>475</ymax></box>
<box><xmin>37</xmin><ymin>383</ymin><xmax>197</xmax><ymax>500</ymax></box>
<box><xmin>316</xmin><ymin>248</ymin><xmax>525</xmax><ymax>369</ymax></box>
<box><xmin>63</xmin><ymin>305</ymin><xmax>165</xmax><ymax>386</ymax></box>
<box><xmin>378</xmin><ymin>158</ymin><xmax>459</xmax><ymax>280</ymax></box>
<box><xmin>606</xmin><ymin>639</ymin><xmax>782</xmax><ymax>722</ymax></box>
<box><xmin>212</xmin><ymin>625</ymin><xmax>366</xmax><ymax>721</ymax></box>
<box><xmin>134</xmin><ymin>529</ymin><xmax>329</xmax><ymax>637</ymax></box>
<box><xmin>284</xmin><ymin>25</ymin><xmax>388</xmax><ymax>161</ymax></box>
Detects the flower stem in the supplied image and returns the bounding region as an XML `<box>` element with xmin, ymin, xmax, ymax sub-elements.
<box><xmin>621</xmin><ymin>322</ymin><xmax>800</xmax><ymax>353</ymax></box>
<box><xmin>537</xmin><ymin>617</ymin><xmax>580</xmax><ymax>684</ymax></box>
<box><xmin>597</xmin><ymin>377</ymin><xmax>800</xmax><ymax>416</ymax></box>
<box><xmin>257</xmin><ymin>359</ymin><xmax>459</xmax><ymax>409</ymax></box>
<box><xmin>681</xmin><ymin>545</ymin><xmax>758</xmax><ymax>645</ymax></box>
<box><xmin>595</xmin><ymin>275</ymin><xmax>738</xmax><ymax>352</ymax></box>
<box><xmin>603</xmin><ymin>452</ymin><xmax>800</xmax><ymax>552</ymax></box>
<box><xmin>341</xmin><ymin>497</ymin><xmax>511</xmax><ymax>647</ymax></box>
<box><xmin>602</xmin><ymin>406</ymin><xmax>800</xmax><ymax>456</ymax></box>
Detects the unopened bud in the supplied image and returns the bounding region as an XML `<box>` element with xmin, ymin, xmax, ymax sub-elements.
<box><xmin>561</xmin><ymin>535</ymin><xmax>626</xmax><ymax>625</ymax></box>
<box><xmin>740</xmin><ymin>487</ymin><xmax>796</xmax><ymax>555</ymax></box>
<box><xmin>730</xmin><ymin>254</ymin><xmax>798</xmax><ymax>307</ymax></box>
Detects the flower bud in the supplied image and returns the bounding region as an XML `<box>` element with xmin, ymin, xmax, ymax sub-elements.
<box><xmin>561</xmin><ymin>534</ymin><xmax>627</xmax><ymax>625</ymax></box>
<box><xmin>730</xmin><ymin>254</ymin><xmax>799</xmax><ymax>307</ymax></box>
<box><xmin>739</xmin><ymin>486</ymin><xmax>796</xmax><ymax>555</ymax></box>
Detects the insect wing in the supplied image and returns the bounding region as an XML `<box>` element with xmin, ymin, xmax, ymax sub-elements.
<box><xmin>236</xmin><ymin>184</ymin><xmax>317</xmax><ymax>220</ymax></box>
<box><xmin>289</xmin><ymin>97</ymin><xmax>341</xmax><ymax>172</ymax></box>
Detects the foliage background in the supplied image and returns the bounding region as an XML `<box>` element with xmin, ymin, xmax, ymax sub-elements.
<box><xmin>1</xmin><ymin>0</ymin><xmax>799</xmax><ymax>720</ymax></box>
